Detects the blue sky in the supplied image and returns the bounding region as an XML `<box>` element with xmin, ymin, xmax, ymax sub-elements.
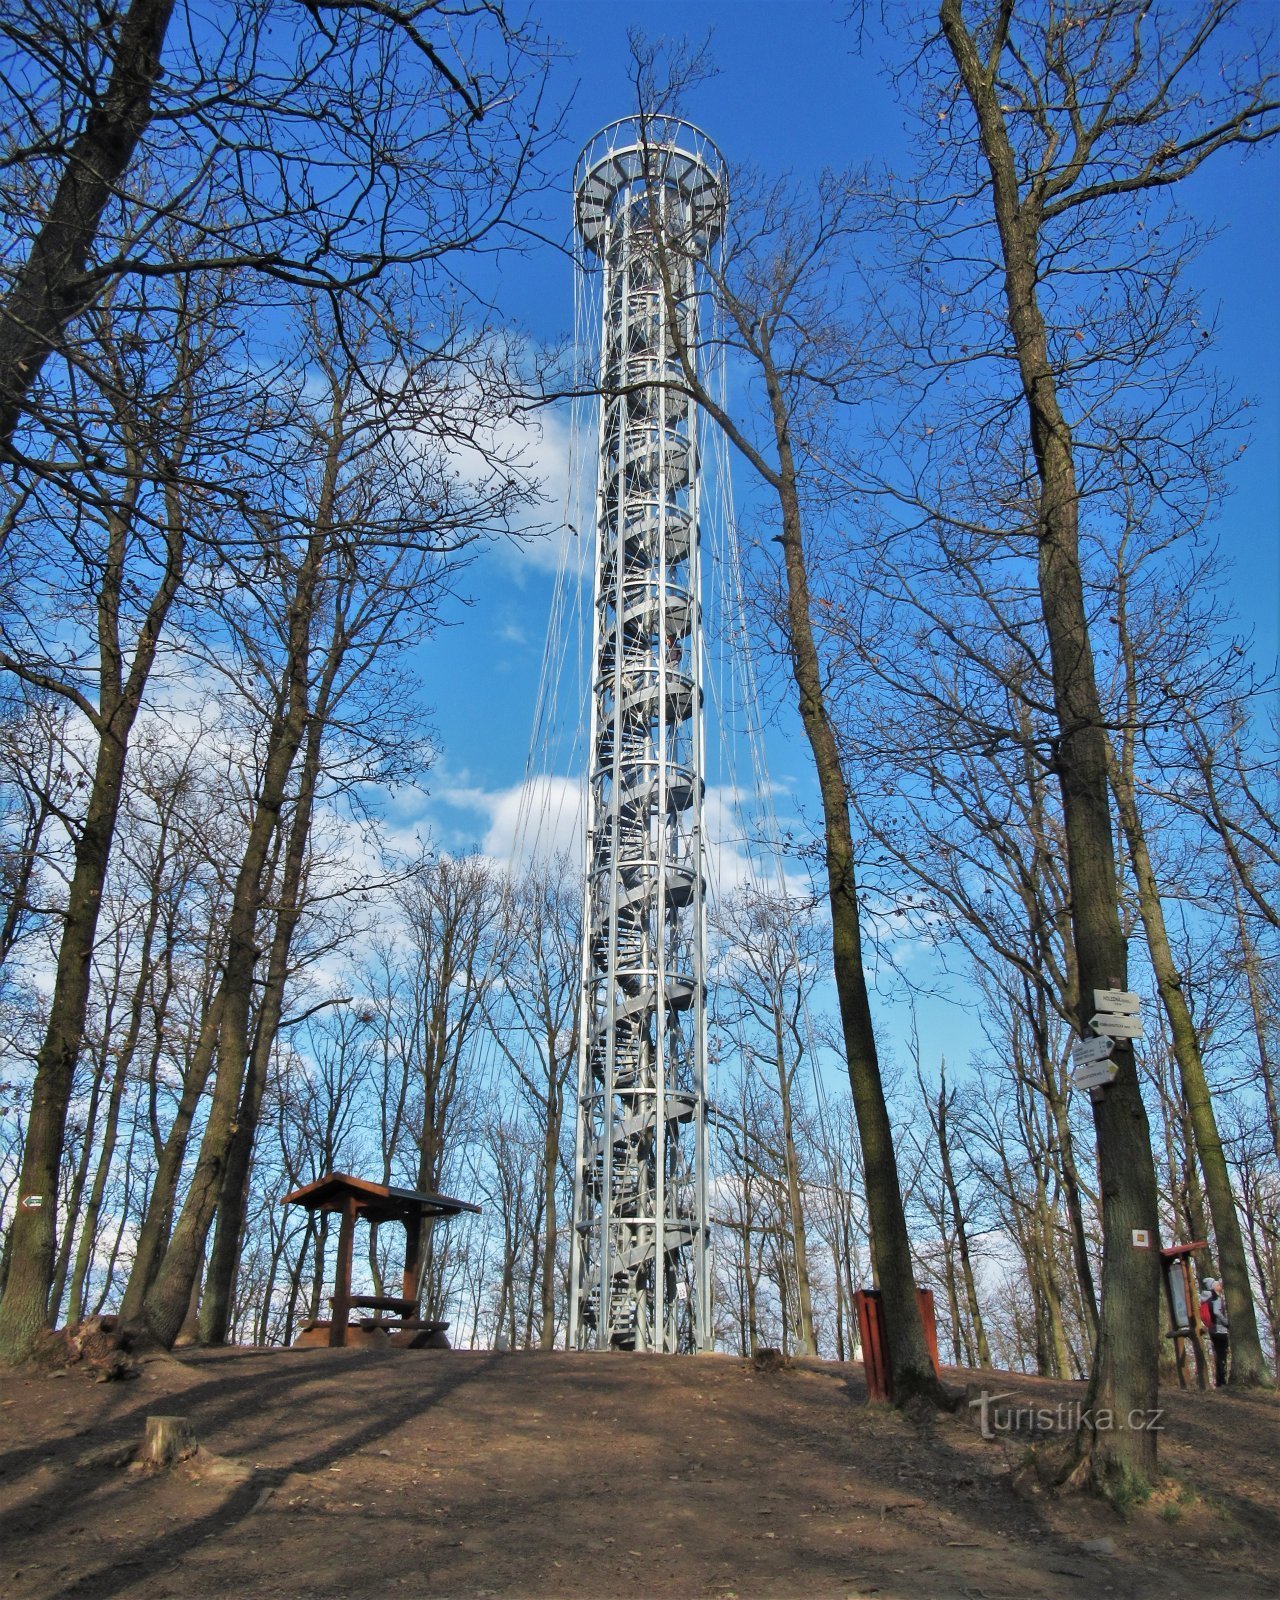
<box><xmin>403</xmin><ymin>0</ymin><xmax>1280</xmax><ymax>1076</ymax></box>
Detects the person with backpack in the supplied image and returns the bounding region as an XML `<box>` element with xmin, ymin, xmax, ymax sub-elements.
<box><xmin>1201</xmin><ymin>1276</ymin><xmax>1230</xmax><ymax>1386</ymax></box>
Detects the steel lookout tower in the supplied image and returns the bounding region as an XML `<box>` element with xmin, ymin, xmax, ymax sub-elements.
<box><xmin>567</xmin><ymin>118</ymin><xmax>726</xmax><ymax>1353</ymax></box>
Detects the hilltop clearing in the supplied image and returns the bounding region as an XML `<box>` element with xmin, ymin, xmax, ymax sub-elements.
<box><xmin>1</xmin><ymin>1347</ymin><xmax>1276</xmax><ymax>1598</ymax></box>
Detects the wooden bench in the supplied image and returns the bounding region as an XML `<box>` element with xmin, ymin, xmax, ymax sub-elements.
<box><xmin>331</xmin><ymin>1293</ymin><xmax>451</xmax><ymax>1348</ymax></box>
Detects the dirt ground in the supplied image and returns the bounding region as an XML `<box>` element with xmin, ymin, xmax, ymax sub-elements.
<box><xmin>1</xmin><ymin>1345</ymin><xmax>1277</xmax><ymax>1600</ymax></box>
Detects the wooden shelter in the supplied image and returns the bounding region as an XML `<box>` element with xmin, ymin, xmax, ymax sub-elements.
<box><xmin>283</xmin><ymin>1172</ymin><xmax>479</xmax><ymax>1349</ymax></box>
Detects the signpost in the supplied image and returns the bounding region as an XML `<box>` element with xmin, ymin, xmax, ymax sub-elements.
<box><xmin>1071</xmin><ymin>1035</ymin><xmax>1114</xmax><ymax>1068</ymax></box>
<box><xmin>1072</xmin><ymin>1059</ymin><xmax>1119</xmax><ymax>1091</ymax></box>
<box><xmin>1089</xmin><ymin>1011</ymin><xmax>1143</xmax><ymax>1038</ymax></box>
<box><xmin>1089</xmin><ymin>987</ymin><xmax>1142</xmax><ymax>1040</ymax></box>
<box><xmin>1072</xmin><ymin>990</ymin><xmax>1142</xmax><ymax>1094</ymax></box>
<box><xmin>1093</xmin><ymin>989</ymin><xmax>1141</xmax><ymax>1013</ymax></box>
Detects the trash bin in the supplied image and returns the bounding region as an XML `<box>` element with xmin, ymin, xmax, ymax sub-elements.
<box><xmin>854</xmin><ymin>1287</ymin><xmax>940</xmax><ymax>1401</ymax></box>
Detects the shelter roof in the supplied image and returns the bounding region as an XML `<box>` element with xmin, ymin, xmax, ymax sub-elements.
<box><xmin>281</xmin><ymin>1172</ymin><xmax>480</xmax><ymax>1222</ymax></box>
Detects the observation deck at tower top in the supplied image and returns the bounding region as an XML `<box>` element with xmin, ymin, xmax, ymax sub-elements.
<box><xmin>573</xmin><ymin>116</ymin><xmax>726</xmax><ymax>257</ymax></box>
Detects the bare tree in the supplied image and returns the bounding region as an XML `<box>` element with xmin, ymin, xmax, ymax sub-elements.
<box><xmin>0</xmin><ymin>691</ymin><xmax>74</xmax><ymax>969</ymax></box>
<box><xmin>711</xmin><ymin>885</ymin><xmax>824</xmax><ymax>1356</ymax></box>
<box><xmin>911</xmin><ymin>1059</ymin><xmax>993</xmax><ymax>1369</ymax></box>
<box><xmin>0</xmin><ymin>0</ymin><xmax>554</xmax><ymax>450</ymax></box>
<box><xmin>138</xmin><ymin>291</ymin><xmax>525</xmax><ymax>1346</ymax></box>
<box><xmin>396</xmin><ymin>854</ymin><xmax>505</xmax><ymax>1316</ymax></box>
<box><xmin>829</xmin><ymin>607</ymin><xmax>1104</xmax><ymax>1346</ymax></box>
<box><xmin>805</xmin><ymin>1088</ymin><xmax>871</xmax><ymax>1363</ymax></box>
<box><xmin>486</xmin><ymin>858</ymin><xmax>580</xmax><ymax>1349</ymax></box>
<box><xmin>1102</xmin><ymin>528</ymin><xmax>1269</xmax><ymax>1380</ymax></box>
<box><xmin>58</xmin><ymin>725</ymin><xmax>203</xmax><ymax>1323</ymax></box>
<box><xmin>0</xmin><ymin>268</ymin><xmax>247</xmax><ymax>1360</ymax></box>
<box><xmin>712</xmin><ymin>1067</ymin><xmax>780</xmax><ymax>1356</ymax></box>
<box><xmin>0</xmin><ymin>0</ymin><xmax>555</xmax><ymax>1361</ymax></box>
<box><xmin>876</xmin><ymin>0</ymin><xmax>1280</xmax><ymax>1488</ymax></box>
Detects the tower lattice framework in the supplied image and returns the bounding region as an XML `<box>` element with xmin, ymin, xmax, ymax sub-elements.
<box><xmin>568</xmin><ymin>119</ymin><xmax>725</xmax><ymax>1353</ymax></box>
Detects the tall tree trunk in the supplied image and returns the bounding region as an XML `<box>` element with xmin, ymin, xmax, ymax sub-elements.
<box><xmin>939</xmin><ymin>1228</ymin><xmax>965</xmax><ymax>1366</ymax></box>
<box><xmin>993</xmin><ymin>1126</ymin><xmax>1053</xmax><ymax>1374</ymax></box>
<box><xmin>523</xmin><ymin>1180</ymin><xmax>543</xmax><ymax>1349</ymax></box>
<box><xmin>173</xmin><ymin>1245</ymin><xmax>204</xmax><ymax>1346</ymax></box>
<box><xmin>257</xmin><ymin>1213</ymin><xmax>292</xmax><ymax>1346</ymax></box>
<box><xmin>200</xmin><ymin>696</ymin><xmax>329</xmax><ymax>1346</ymax></box>
<box><xmin>740</xmin><ymin>1144</ymin><xmax>760</xmax><ymax>1357</ymax></box>
<box><xmin>933</xmin><ymin>1076</ymin><xmax>992</xmax><ymax>1367</ymax></box>
<box><xmin>1237</xmin><ymin>1170</ymin><xmax>1280</xmax><ymax>1378</ymax></box>
<box><xmin>47</xmin><ymin>1061</ymin><xmax>106</xmax><ymax>1325</ymax></box>
<box><xmin>776</xmin><ymin>1013</ymin><xmax>816</xmax><ymax>1357</ymax></box>
<box><xmin>281</xmin><ymin>1217</ymin><xmax>315</xmax><ymax>1348</ymax></box>
<box><xmin>1037</xmin><ymin>1187</ymin><xmax>1072</xmax><ymax>1378</ymax></box>
<box><xmin>833</xmin><ymin>1275</ymin><xmax>846</xmax><ymax>1363</ymax></box>
<box><xmin>1038</xmin><ymin>873</ymin><xmax>1101</xmax><ymax>1342</ymax></box>
<box><xmin>1176</xmin><ymin>1098</ymin><xmax>1214</xmax><ymax>1281</ymax></box>
<box><xmin>837</xmin><ymin>1167</ymin><xmax>862</xmax><ymax>1359</ymax></box>
<box><xmin>1231</xmin><ymin>881</ymin><xmax>1280</xmax><ymax>1170</ymax></box>
<box><xmin>117</xmin><ymin>990</ymin><xmax>222</xmax><ymax>1320</ymax></box>
<box><xmin>196</xmin><ymin>990</ymin><xmax>275</xmax><ymax>1346</ymax></box>
<box><xmin>762</xmin><ymin>328</ymin><xmax>940</xmax><ymax>1402</ymax></box>
<box><xmin>1106</xmin><ymin>567</ymin><xmax>1270</xmax><ymax>1384</ymax></box>
<box><xmin>941</xmin><ymin>0</ymin><xmax>1162</xmax><ymax>1488</ymax></box>
<box><xmin>66</xmin><ymin>872</ymin><xmax>166</xmax><ymax>1323</ymax></box>
<box><xmin>66</xmin><ymin>1047</ymin><xmax>129</xmax><ymax>1326</ymax></box>
<box><xmin>140</xmin><ymin>410</ymin><xmax>338</xmax><ymax>1347</ymax></box>
<box><xmin>539</xmin><ymin>1071</ymin><xmax>562</xmax><ymax>1349</ymax></box>
<box><xmin>0</xmin><ymin>463</ymin><xmax>183</xmax><ymax>1362</ymax></box>
<box><xmin>0</xmin><ymin>744</ymin><xmax>126</xmax><ymax>1356</ymax></box>
<box><xmin>93</xmin><ymin>1117</ymin><xmax>141</xmax><ymax>1315</ymax></box>
<box><xmin>307</xmin><ymin>1214</ymin><xmax>330</xmax><ymax>1324</ymax></box>
<box><xmin>140</xmin><ymin>715</ymin><xmax>300</xmax><ymax>1345</ymax></box>
<box><xmin>1046</xmin><ymin>1088</ymin><xmax>1100</xmax><ymax>1343</ymax></box>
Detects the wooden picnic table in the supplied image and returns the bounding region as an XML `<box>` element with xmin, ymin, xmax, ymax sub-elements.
<box><xmin>347</xmin><ymin>1294</ymin><xmax>418</xmax><ymax>1320</ymax></box>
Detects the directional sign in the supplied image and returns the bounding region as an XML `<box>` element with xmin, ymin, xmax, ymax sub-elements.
<box><xmin>1073</xmin><ymin>1060</ymin><xmax>1119</xmax><ymax>1091</ymax></box>
<box><xmin>1094</xmin><ymin>989</ymin><xmax>1141</xmax><ymax>1013</ymax></box>
<box><xmin>20</xmin><ymin>1194</ymin><xmax>43</xmax><ymax>1209</ymax></box>
<box><xmin>1072</xmin><ymin>1036</ymin><xmax>1114</xmax><ymax>1067</ymax></box>
<box><xmin>1091</xmin><ymin>1012</ymin><xmax>1142</xmax><ymax>1040</ymax></box>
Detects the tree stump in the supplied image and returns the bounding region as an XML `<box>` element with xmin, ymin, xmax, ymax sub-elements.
<box><xmin>141</xmin><ymin>1415</ymin><xmax>197</xmax><ymax>1469</ymax></box>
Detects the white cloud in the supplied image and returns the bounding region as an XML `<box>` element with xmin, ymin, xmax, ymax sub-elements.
<box><xmin>455</xmin><ymin>398</ymin><xmax>586</xmax><ymax>582</ymax></box>
<box><xmin>702</xmin><ymin>781</ymin><xmax>809</xmax><ymax>908</ymax></box>
<box><xmin>445</xmin><ymin>772</ymin><xmax>587</xmax><ymax>874</ymax></box>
